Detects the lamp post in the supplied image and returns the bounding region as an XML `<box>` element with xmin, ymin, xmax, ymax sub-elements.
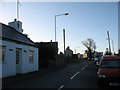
<box><xmin>55</xmin><ymin>13</ymin><xmax>69</xmax><ymax>42</ymax></box>
<box><xmin>63</xmin><ymin>29</ymin><xmax>65</xmax><ymax>53</ymax></box>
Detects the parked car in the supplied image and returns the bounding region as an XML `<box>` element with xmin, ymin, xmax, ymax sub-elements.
<box><xmin>94</xmin><ymin>57</ymin><xmax>99</xmax><ymax>63</ymax></box>
<box><xmin>94</xmin><ymin>57</ymin><xmax>101</xmax><ymax>63</ymax></box>
<box><xmin>97</xmin><ymin>55</ymin><xmax>120</xmax><ymax>87</ymax></box>
<box><xmin>94</xmin><ymin>57</ymin><xmax>101</xmax><ymax>71</ymax></box>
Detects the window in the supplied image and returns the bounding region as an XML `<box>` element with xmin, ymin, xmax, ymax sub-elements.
<box><xmin>100</xmin><ymin>60</ymin><xmax>120</xmax><ymax>68</ymax></box>
<box><xmin>17</xmin><ymin>23</ymin><xmax>19</xmax><ymax>28</ymax></box>
<box><xmin>0</xmin><ymin>46</ymin><xmax>6</xmax><ymax>63</ymax></box>
<box><xmin>28</xmin><ymin>50</ymin><xmax>34</xmax><ymax>63</ymax></box>
<box><xmin>16</xmin><ymin>48</ymin><xmax>21</xmax><ymax>64</ymax></box>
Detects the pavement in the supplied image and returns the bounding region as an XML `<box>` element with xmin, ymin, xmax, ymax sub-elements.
<box><xmin>2</xmin><ymin>64</ymin><xmax>67</xmax><ymax>86</ymax></box>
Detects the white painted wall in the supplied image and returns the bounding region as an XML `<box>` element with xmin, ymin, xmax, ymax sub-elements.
<box><xmin>0</xmin><ymin>40</ymin><xmax>2</xmax><ymax>78</ymax></box>
<box><xmin>0</xmin><ymin>64</ymin><xmax>2</xmax><ymax>78</ymax></box>
<box><xmin>21</xmin><ymin>46</ymin><xmax>38</xmax><ymax>73</ymax></box>
<box><xmin>8</xmin><ymin>20</ymin><xmax>23</xmax><ymax>33</ymax></box>
<box><xmin>0</xmin><ymin>40</ymin><xmax>38</xmax><ymax>78</ymax></box>
<box><xmin>1</xmin><ymin>40</ymin><xmax>16</xmax><ymax>78</ymax></box>
<box><xmin>64</xmin><ymin>49</ymin><xmax>73</xmax><ymax>57</ymax></box>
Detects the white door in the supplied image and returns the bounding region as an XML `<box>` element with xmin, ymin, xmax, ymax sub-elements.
<box><xmin>16</xmin><ymin>48</ymin><xmax>22</xmax><ymax>74</ymax></box>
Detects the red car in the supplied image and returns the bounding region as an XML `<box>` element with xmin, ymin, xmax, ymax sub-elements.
<box><xmin>97</xmin><ymin>55</ymin><xmax>120</xmax><ymax>87</ymax></box>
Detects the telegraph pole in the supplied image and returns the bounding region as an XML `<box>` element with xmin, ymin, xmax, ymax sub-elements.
<box><xmin>107</xmin><ymin>31</ymin><xmax>111</xmax><ymax>53</ymax></box>
<box><xmin>63</xmin><ymin>29</ymin><xmax>65</xmax><ymax>53</ymax></box>
<box><xmin>111</xmin><ymin>39</ymin><xmax>114</xmax><ymax>54</ymax></box>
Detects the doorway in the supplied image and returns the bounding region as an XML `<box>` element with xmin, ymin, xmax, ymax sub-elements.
<box><xmin>16</xmin><ymin>48</ymin><xmax>22</xmax><ymax>74</ymax></box>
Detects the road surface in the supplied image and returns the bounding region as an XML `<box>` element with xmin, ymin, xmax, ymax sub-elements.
<box><xmin>3</xmin><ymin>59</ymin><xmax>101</xmax><ymax>89</ymax></box>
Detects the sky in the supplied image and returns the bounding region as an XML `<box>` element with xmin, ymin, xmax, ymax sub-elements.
<box><xmin>1</xmin><ymin>1</ymin><xmax>119</xmax><ymax>54</ymax></box>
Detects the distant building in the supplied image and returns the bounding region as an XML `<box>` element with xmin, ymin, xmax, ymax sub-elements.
<box><xmin>118</xmin><ymin>49</ymin><xmax>120</xmax><ymax>56</ymax></box>
<box><xmin>83</xmin><ymin>53</ymin><xmax>88</xmax><ymax>59</ymax></box>
<box><xmin>64</xmin><ymin>46</ymin><xmax>73</xmax><ymax>57</ymax></box>
<box><xmin>64</xmin><ymin>46</ymin><xmax>73</xmax><ymax>64</ymax></box>
<box><xmin>0</xmin><ymin>19</ymin><xmax>38</xmax><ymax>78</ymax></box>
<box><xmin>83</xmin><ymin>50</ymin><xmax>88</xmax><ymax>59</ymax></box>
<box><xmin>77</xmin><ymin>53</ymin><xmax>81</xmax><ymax>59</ymax></box>
<box><xmin>94</xmin><ymin>51</ymin><xmax>103</xmax><ymax>57</ymax></box>
<box><xmin>104</xmin><ymin>48</ymin><xmax>112</xmax><ymax>55</ymax></box>
<box><xmin>35</xmin><ymin>41</ymin><xmax>58</xmax><ymax>68</ymax></box>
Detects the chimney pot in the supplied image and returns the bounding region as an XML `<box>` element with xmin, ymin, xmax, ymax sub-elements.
<box><xmin>14</xmin><ymin>18</ymin><xmax>17</xmax><ymax>21</ymax></box>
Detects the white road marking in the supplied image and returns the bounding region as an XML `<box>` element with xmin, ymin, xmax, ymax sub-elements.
<box><xmin>81</xmin><ymin>67</ymin><xmax>86</xmax><ymax>71</ymax></box>
<box><xmin>81</xmin><ymin>61</ymin><xmax>92</xmax><ymax>71</ymax></box>
<box><xmin>70</xmin><ymin>72</ymin><xmax>79</xmax><ymax>80</ymax></box>
<box><xmin>85</xmin><ymin>65</ymin><xmax>88</xmax><ymax>67</ymax></box>
<box><xmin>57</xmin><ymin>85</ymin><xmax>64</xmax><ymax>90</ymax></box>
<box><xmin>58</xmin><ymin>61</ymin><xmax>92</xmax><ymax>90</ymax></box>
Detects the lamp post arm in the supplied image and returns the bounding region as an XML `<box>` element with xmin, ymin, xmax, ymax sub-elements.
<box><xmin>55</xmin><ymin>14</ymin><xmax>65</xmax><ymax>17</ymax></box>
<box><xmin>54</xmin><ymin>13</ymin><xmax>69</xmax><ymax>42</ymax></box>
<box><xmin>55</xmin><ymin>13</ymin><xmax>69</xmax><ymax>17</ymax></box>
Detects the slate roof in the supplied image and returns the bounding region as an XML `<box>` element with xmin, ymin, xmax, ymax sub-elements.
<box><xmin>0</xmin><ymin>23</ymin><xmax>35</xmax><ymax>47</ymax></box>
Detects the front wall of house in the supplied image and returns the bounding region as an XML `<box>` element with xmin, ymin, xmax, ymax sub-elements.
<box><xmin>21</xmin><ymin>46</ymin><xmax>38</xmax><ymax>73</ymax></box>
<box><xmin>1</xmin><ymin>40</ymin><xmax>16</xmax><ymax>78</ymax></box>
<box><xmin>0</xmin><ymin>40</ymin><xmax>38</xmax><ymax>78</ymax></box>
<box><xmin>64</xmin><ymin>49</ymin><xmax>73</xmax><ymax>57</ymax></box>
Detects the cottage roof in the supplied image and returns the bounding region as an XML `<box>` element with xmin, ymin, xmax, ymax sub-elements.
<box><xmin>0</xmin><ymin>23</ymin><xmax>35</xmax><ymax>46</ymax></box>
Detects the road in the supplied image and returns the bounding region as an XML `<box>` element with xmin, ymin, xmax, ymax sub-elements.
<box><xmin>3</xmin><ymin>59</ymin><xmax>101</xmax><ymax>89</ymax></box>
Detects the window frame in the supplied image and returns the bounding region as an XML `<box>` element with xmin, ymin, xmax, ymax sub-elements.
<box><xmin>0</xmin><ymin>45</ymin><xmax>6</xmax><ymax>63</ymax></box>
<box><xmin>100</xmin><ymin>60</ymin><xmax>120</xmax><ymax>68</ymax></box>
<box><xmin>28</xmin><ymin>50</ymin><xmax>34</xmax><ymax>63</ymax></box>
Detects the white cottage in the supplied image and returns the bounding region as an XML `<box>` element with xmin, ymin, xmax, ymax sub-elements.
<box><xmin>0</xmin><ymin>19</ymin><xmax>38</xmax><ymax>78</ymax></box>
<box><xmin>64</xmin><ymin>46</ymin><xmax>73</xmax><ymax>57</ymax></box>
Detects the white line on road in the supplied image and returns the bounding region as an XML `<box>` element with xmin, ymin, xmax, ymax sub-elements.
<box><xmin>81</xmin><ymin>61</ymin><xmax>92</xmax><ymax>71</ymax></box>
<box><xmin>81</xmin><ymin>67</ymin><xmax>86</xmax><ymax>71</ymax></box>
<box><xmin>85</xmin><ymin>65</ymin><xmax>88</xmax><ymax>67</ymax></box>
<box><xmin>70</xmin><ymin>72</ymin><xmax>79</xmax><ymax>80</ymax></box>
<box><xmin>57</xmin><ymin>85</ymin><xmax>64</xmax><ymax>90</ymax></box>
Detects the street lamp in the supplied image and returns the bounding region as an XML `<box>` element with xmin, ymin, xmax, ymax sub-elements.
<box><xmin>55</xmin><ymin>13</ymin><xmax>69</xmax><ymax>42</ymax></box>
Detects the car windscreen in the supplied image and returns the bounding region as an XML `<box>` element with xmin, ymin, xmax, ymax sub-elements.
<box><xmin>100</xmin><ymin>60</ymin><xmax>120</xmax><ymax>68</ymax></box>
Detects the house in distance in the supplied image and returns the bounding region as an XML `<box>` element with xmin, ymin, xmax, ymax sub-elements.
<box><xmin>35</xmin><ymin>41</ymin><xmax>58</xmax><ymax>69</ymax></box>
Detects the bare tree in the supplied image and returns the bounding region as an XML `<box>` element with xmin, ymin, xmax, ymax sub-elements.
<box><xmin>82</xmin><ymin>38</ymin><xmax>96</xmax><ymax>59</ymax></box>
